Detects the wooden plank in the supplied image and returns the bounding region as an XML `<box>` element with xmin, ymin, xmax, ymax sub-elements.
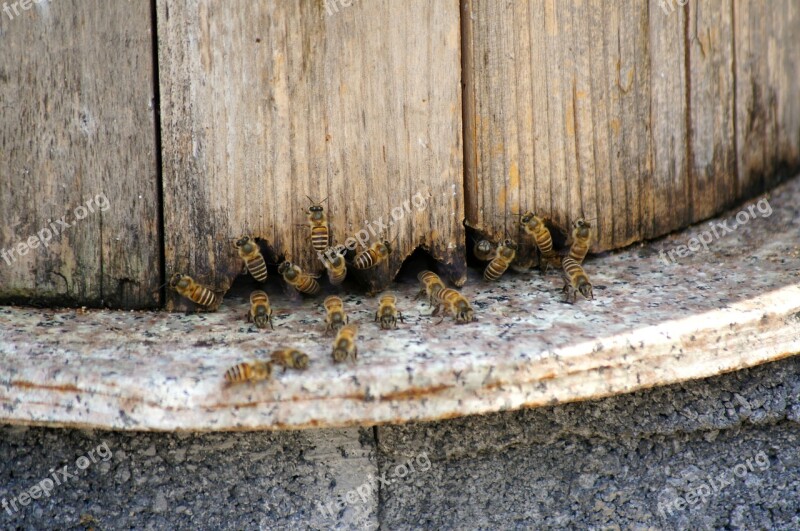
<box><xmin>734</xmin><ymin>0</ymin><xmax>800</xmax><ymax>197</ymax></box>
<box><xmin>687</xmin><ymin>0</ymin><xmax>736</xmax><ymax>220</ymax></box>
<box><xmin>0</xmin><ymin>0</ymin><xmax>161</xmax><ymax>308</ymax></box>
<box><xmin>157</xmin><ymin>0</ymin><xmax>464</xmax><ymax>309</ymax></box>
<box><xmin>464</xmin><ymin>0</ymin><xmax>800</xmax><ymax>253</ymax></box>
<box><xmin>463</xmin><ymin>0</ymin><xmax>657</xmax><ymax>252</ymax></box>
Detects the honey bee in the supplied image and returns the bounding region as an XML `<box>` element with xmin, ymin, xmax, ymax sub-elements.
<box><xmin>246</xmin><ymin>290</ymin><xmax>274</xmax><ymax>330</ymax></box>
<box><xmin>473</xmin><ymin>239</ymin><xmax>495</xmax><ymax>261</ymax></box>
<box><xmin>520</xmin><ymin>211</ymin><xmax>558</xmax><ymax>270</ymax></box>
<box><xmin>321</xmin><ymin>245</ymin><xmax>347</xmax><ymax>285</ymax></box>
<box><xmin>234</xmin><ymin>236</ymin><xmax>268</xmax><ymax>282</ymax></box>
<box><xmin>306</xmin><ymin>196</ymin><xmax>330</xmax><ymax>253</ymax></box>
<box><xmin>169</xmin><ymin>273</ymin><xmax>220</xmax><ymax>309</ymax></box>
<box><xmin>561</xmin><ymin>256</ymin><xmax>594</xmax><ymax>303</ymax></box>
<box><xmin>270</xmin><ymin>349</ymin><xmax>309</xmax><ymax>371</ymax></box>
<box><xmin>375</xmin><ymin>293</ymin><xmax>403</xmax><ymax>330</ymax></box>
<box><xmin>278</xmin><ymin>261</ymin><xmax>321</xmax><ymax>296</ymax></box>
<box><xmin>332</xmin><ymin>324</ymin><xmax>358</xmax><ymax>363</ymax></box>
<box><xmin>224</xmin><ymin>360</ymin><xmax>272</xmax><ymax>384</ymax></box>
<box><xmin>352</xmin><ymin>240</ymin><xmax>391</xmax><ymax>269</ymax></box>
<box><xmin>416</xmin><ymin>270</ymin><xmax>445</xmax><ymax>304</ymax></box>
<box><xmin>433</xmin><ymin>288</ymin><xmax>476</xmax><ymax>324</ymax></box>
<box><xmin>483</xmin><ymin>239</ymin><xmax>517</xmax><ymax>281</ymax></box>
<box><xmin>323</xmin><ymin>295</ymin><xmax>349</xmax><ymax>334</ymax></box>
<box><xmin>568</xmin><ymin>218</ymin><xmax>592</xmax><ymax>264</ymax></box>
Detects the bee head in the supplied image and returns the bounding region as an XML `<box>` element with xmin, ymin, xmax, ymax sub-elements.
<box><xmin>292</xmin><ymin>351</ymin><xmax>309</xmax><ymax>369</ymax></box>
<box><xmin>578</xmin><ymin>281</ymin><xmax>594</xmax><ymax>300</ymax></box>
<box><xmin>168</xmin><ymin>273</ymin><xmax>185</xmax><ymax>289</ymax></box>
<box><xmin>381</xmin><ymin>240</ymin><xmax>392</xmax><ymax>255</ymax></box>
<box><xmin>502</xmin><ymin>239</ymin><xmax>518</xmax><ymax>251</ymax></box>
<box><xmin>277</xmin><ymin>261</ymin><xmax>292</xmax><ymax>275</ymax></box>
<box><xmin>234</xmin><ymin>236</ymin><xmax>250</xmax><ymax>249</ymax></box>
<box><xmin>574</xmin><ymin>218</ymin><xmax>592</xmax><ymax>230</ymax></box>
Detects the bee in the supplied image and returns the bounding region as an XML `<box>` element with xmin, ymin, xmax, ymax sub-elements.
<box><xmin>332</xmin><ymin>324</ymin><xmax>358</xmax><ymax>363</ymax></box>
<box><xmin>568</xmin><ymin>218</ymin><xmax>592</xmax><ymax>264</ymax></box>
<box><xmin>375</xmin><ymin>293</ymin><xmax>403</xmax><ymax>330</ymax></box>
<box><xmin>433</xmin><ymin>288</ymin><xmax>476</xmax><ymax>324</ymax></box>
<box><xmin>352</xmin><ymin>240</ymin><xmax>392</xmax><ymax>269</ymax></box>
<box><xmin>270</xmin><ymin>349</ymin><xmax>309</xmax><ymax>371</ymax></box>
<box><xmin>306</xmin><ymin>196</ymin><xmax>330</xmax><ymax>253</ymax></box>
<box><xmin>561</xmin><ymin>256</ymin><xmax>594</xmax><ymax>303</ymax></box>
<box><xmin>416</xmin><ymin>270</ymin><xmax>445</xmax><ymax>304</ymax></box>
<box><xmin>246</xmin><ymin>290</ymin><xmax>274</xmax><ymax>330</ymax></box>
<box><xmin>224</xmin><ymin>360</ymin><xmax>272</xmax><ymax>384</ymax></box>
<box><xmin>473</xmin><ymin>239</ymin><xmax>495</xmax><ymax>261</ymax></box>
<box><xmin>323</xmin><ymin>295</ymin><xmax>349</xmax><ymax>334</ymax></box>
<box><xmin>483</xmin><ymin>239</ymin><xmax>517</xmax><ymax>281</ymax></box>
<box><xmin>321</xmin><ymin>245</ymin><xmax>347</xmax><ymax>285</ymax></box>
<box><xmin>520</xmin><ymin>211</ymin><xmax>558</xmax><ymax>269</ymax></box>
<box><xmin>169</xmin><ymin>273</ymin><xmax>220</xmax><ymax>309</ymax></box>
<box><xmin>234</xmin><ymin>236</ymin><xmax>268</xmax><ymax>282</ymax></box>
<box><xmin>278</xmin><ymin>261</ymin><xmax>321</xmax><ymax>296</ymax></box>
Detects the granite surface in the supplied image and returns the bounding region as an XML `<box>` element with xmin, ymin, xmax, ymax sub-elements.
<box><xmin>0</xmin><ymin>177</ymin><xmax>798</xmax><ymax>431</ymax></box>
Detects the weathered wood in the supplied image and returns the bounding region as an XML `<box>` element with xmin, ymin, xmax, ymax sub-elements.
<box><xmin>0</xmin><ymin>0</ymin><xmax>161</xmax><ymax>308</ymax></box>
<box><xmin>463</xmin><ymin>0</ymin><xmax>800</xmax><ymax>253</ymax></box>
<box><xmin>157</xmin><ymin>0</ymin><xmax>464</xmax><ymax>310</ymax></box>
<box><xmin>734</xmin><ymin>0</ymin><xmax>800</xmax><ymax>197</ymax></box>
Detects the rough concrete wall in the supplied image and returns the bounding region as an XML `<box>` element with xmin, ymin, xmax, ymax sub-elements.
<box><xmin>0</xmin><ymin>427</ymin><xmax>378</xmax><ymax>530</ymax></box>
<box><xmin>2</xmin><ymin>356</ymin><xmax>799</xmax><ymax>530</ymax></box>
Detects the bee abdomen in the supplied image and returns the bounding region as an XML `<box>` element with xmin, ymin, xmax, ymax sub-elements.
<box><xmin>298</xmin><ymin>276</ymin><xmax>321</xmax><ymax>295</ymax></box>
<box><xmin>327</xmin><ymin>268</ymin><xmax>346</xmax><ymax>285</ymax></box>
<box><xmin>568</xmin><ymin>242</ymin><xmax>589</xmax><ymax>263</ymax></box>
<box><xmin>192</xmin><ymin>285</ymin><xmax>220</xmax><ymax>308</ymax></box>
<box><xmin>562</xmin><ymin>256</ymin><xmax>584</xmax><ymax>278</ymax></box>
<box><xmin>535</xmin><ymin>229</ymin><xmax>554</xmax><ymax>255</ymax></box>
<box><xmin>224</xmin><ymin>363</ymin><xmax>249</xmax><ymax>383</ymax></box>
<box><xmin>310</xmin><ymin>226</ymin><xmax>330</xmax><ymax>252</ymax></box>
<box><xmin>245</xmin><ymin>255</ymin><xmax>269</xmax><ymax>282</ymax></box>
<box><xmin>483</xmin><ymin>258</ymin><xmax>509</xmax><ymax>281</ymax></box>
<box><xmin>353</xmin><ymin>250</ymin><xmax>375</xmax><ymax>269</ymax></box>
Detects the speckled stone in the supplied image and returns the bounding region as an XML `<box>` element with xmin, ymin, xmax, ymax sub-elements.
<box><xmin>0</xmin><ymin>177</ymin><xmax>798</xmax><ymax>431</ymax></box>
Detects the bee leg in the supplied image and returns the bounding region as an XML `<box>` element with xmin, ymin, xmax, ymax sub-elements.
<box><xmin>374</xmin><ymin>312</ymin><xmax>379</xmax><ymax>323</ymax></box>
<box><xmin>398</xmin><ymin>312</ymin><xmax>405</xmax><ymax>324</ymax></box>
<box><xmin>431</xmin><ymin>304</ymin><xmax>441</xmax><ymax>317</ymax></box>
<box><xmin>269</xmin><ymin>318</ymin><xmax>275</xmax><ymax>330</ymax></box>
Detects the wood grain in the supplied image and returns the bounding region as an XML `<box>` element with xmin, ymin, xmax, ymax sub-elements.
<box><xmin>0</xmin><ymin>0</ymin><xmax>161</xmax><ymax>308</ymax></box>
<box><xmin>463</xmin><ymin>0</ymin><xmax>800</xmax><ymax>253</ymax></box>
<box><xmin>734</xmin><ymin>0</ymin><xmax>800</xmax><ymax>197</ymax></box>
<box><xmin>157</xmin><ymin>0</ymin><xmax>465</xmax><ymax>309</ymax></box>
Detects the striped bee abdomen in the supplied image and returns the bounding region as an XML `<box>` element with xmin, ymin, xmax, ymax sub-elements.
<box><xmin>310</xmin><ymin>225</ymin><xmax>330</xmax><ymax>253</ymax></box>
<box><xmin>245</xmin><ymin>254</ymin><xmax>268</xmax><ymax>282</ymax></box>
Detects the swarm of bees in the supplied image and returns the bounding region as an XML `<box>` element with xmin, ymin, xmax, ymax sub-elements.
<box><xmin>169</xmin><ymin>197</ymin><xmax>597</xmax><ymax>386</ymax></box>
<box><xmin>473</xmin><ymin>212</ymin><xmax>596</xmax><ymax>303</ymax></box>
